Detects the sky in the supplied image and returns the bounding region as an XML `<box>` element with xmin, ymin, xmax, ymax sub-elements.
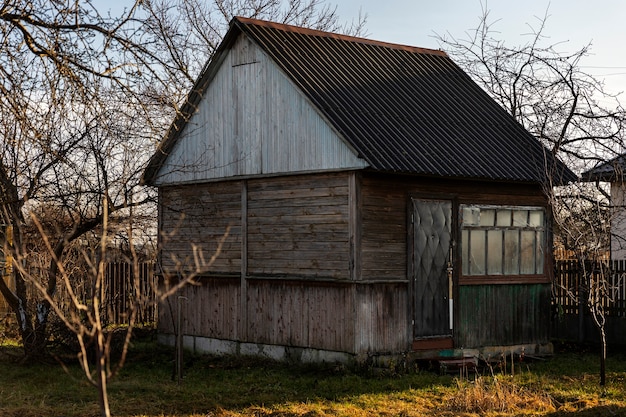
<box><xmin>336</xmin><ymin>0</ymin><xmax>626</xmax><ymax>96</ymax></box>
<box><xmin>97</xmin><ymin>0</ymin><xmax>626</xmax><ymax>97</ymax></box>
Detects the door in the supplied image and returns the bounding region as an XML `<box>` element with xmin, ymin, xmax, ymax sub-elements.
<box><xmin>412</xmin><ymin>198</ymin><xmax>453</xmax><ymax>342</ymax></box>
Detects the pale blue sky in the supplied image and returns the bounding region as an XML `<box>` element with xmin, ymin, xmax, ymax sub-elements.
<box><xmin>96</xmin><ymin>0</ymin><xmax>626</xmax><ymax>96</ymax></box>
<box><xmin>338</xmin><ymin>0</ymin><xmax>626</xmax><ymax>95</ymax></box>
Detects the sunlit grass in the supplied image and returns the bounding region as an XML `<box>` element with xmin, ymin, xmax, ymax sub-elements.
<box><xmin>0</xmin><ymin>337</ymin><xmax>625</xmax><ymax>417</ymax></box>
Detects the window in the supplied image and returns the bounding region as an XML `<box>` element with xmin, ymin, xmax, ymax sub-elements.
<box><xmin>460</xmin><ymin>205</ymin><xmax>545</xmax><ymax>277</ymax></box>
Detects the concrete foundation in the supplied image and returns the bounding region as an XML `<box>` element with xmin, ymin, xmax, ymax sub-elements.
<box><xmin>158</xmin><ymin>333</ymin><xmax>553</xmax><ymax>369</ymax></box>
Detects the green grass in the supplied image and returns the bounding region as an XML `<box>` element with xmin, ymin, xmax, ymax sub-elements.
<box><xmin>0</xmin><ymin>338</ymin><xmax>625</xmax><ymax>417</ymax></box>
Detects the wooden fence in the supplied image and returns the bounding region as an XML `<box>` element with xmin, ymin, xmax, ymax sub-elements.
<box><xmin>553</xmin><ymin>259</ymin><xmax>626</xmax><ymax>318</ymax></box>
<box><xmin>1</xmin><ymin>261</ymin><xmax>157</xmax><ymax>327</ymax></box>
<box><xmin>553</xmin><ymin>259</ymin><xmax>626</xmax><ymax>344</ymax></box>
<box><xmin>102</xmin><ymin>262</ymin><xmax>157</xmax><ymax>325</ymax></box>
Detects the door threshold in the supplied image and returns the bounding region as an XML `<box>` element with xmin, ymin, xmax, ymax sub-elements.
<box><xmin>412</xmin><ymin>336</ymin><xmax>453</xmax><ymax>351</ymax></box>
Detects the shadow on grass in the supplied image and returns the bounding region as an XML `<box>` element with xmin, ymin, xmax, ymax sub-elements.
<box><xmin>2</xmin><ymin>336</ymin><xmax>626</xmax><ymax>417</ymax></box>
<box><xmin>547</xmin><ymin>404</ymin><xmax>626</xmax><ymax>417</ymax></box>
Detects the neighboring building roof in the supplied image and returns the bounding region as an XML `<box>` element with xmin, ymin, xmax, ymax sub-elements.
<box><xmin>582</xmin><ymin>154</ymin><xmax>626</xmax><ymax>182</ymax></box>
<box><xmin>143</xmin><ymin>16</ymin><xmax>577</xmax><ymax>185</ymax></box>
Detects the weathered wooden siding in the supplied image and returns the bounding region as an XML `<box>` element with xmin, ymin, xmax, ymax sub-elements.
<box><xmin>153</xmin><ymin>34</ymin><xmax>368</xmax><ymax>186</ymax></box>
<box><xmin>247</xmin><ymin>173</ymin><xmax>351</xmax><ymax>278</ymax></box>
<box><xmin>354</xmin><ymin>283</ymin><xmax>409</xmax><ymax>352</ymax></box>
<box><xmin>243</xmin><ymin>279</ymin><xmax>409</xmax><ymax>354</ymax></box>
<box><xmin>159</xmin><ymin>181</ymin><xmax>242</xmax><ymax>274</ymax></box>
<box><xmin>359</xmin><ymin>173</ymin><xmax>551</xmax><ymax>350</ymax></box>
<box><xmin>456</xmin><ymin>284</ymin><xmax>551</xmax><ymax>347</ymax></box>
<box><xmin>157</xmin><ymin>170</ymin><xmax>552</xmax><ymax>356</ymax></box>
<box><xmin>246</xmin><ymin>280</ymin><xmax>354</xmax><ymax>351</ymax></box>
<box><xmin>359</xmin><ymin>178</ymin><xmax>408</xmax><ymax>281</ymax></box>
<box><xmin>159</xmin><ymin>277</ymin><xmax>240</xmax><ymax>340</ymax></box>
<box><xmin>358</xmin><ymin>173</ymin><xmax>548</xmax><ymax>282</ymax></box>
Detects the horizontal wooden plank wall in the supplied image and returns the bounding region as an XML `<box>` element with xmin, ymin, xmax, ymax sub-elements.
<box><xmin>359</xmin><ymin>174</ymin><xmax>545</xmax><ymax>282</ymax></box>
<box><xmin>359</xmin><ymin>176</ymin><xmax>409</xmax><ymax>281</ymax></box>
<box><xmin>159</xmin><ymin>181</ymin><xmax>242</xmax><ymax>275</ymax></box>
<box><xmin>247</xmin><ymin>173</ymin><xmax>351</xmax><ymax>279</ymax></box>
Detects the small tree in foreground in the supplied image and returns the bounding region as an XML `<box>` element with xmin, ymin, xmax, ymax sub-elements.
<box><xmin>555</xmin><ymin>188</ymin><xmax>623</xmax><ymax>387</ymax></box>
<box><xmin>15</xmin><ymin>205</ymin><xmax>229</xmax><ymax>417</ymax></box>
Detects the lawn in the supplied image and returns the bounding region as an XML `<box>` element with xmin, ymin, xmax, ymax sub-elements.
<box><xmin>0</xmin><ymin>337</ymin><xmax>625</xmax><ymax>417</ymax></box>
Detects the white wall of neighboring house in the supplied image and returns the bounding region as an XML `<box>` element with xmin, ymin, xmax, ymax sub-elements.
<box><xmin>611</xmin><ymin>182</ymin><xmax>626</xmax><ymax>259</ymax></box>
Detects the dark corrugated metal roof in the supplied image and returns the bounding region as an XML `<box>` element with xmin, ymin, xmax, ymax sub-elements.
<box><xmin>143</xmin><ymin>17</ymin><xmax>577</xmax><ymax>185</ymax></box>
<box><xmin>582</xmin><ymin>154</ymin><xmax>626</xmax><ymax>182</ymax></box>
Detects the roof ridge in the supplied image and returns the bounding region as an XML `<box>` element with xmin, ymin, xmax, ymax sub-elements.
<box><xmin>233</xmin><ymin>16</ymin><xmax>447</xmax><ymax>57</ymax></box>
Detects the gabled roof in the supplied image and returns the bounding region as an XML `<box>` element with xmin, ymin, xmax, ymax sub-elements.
<box><xmin>143</xmin><ymin>16</ymin><xmax>577</xmax><ymax>185</ymax></box>
<box><xmin>582</xmin><ymin>154</ymin><xmax>626</xmax><ymax>182</ymax></box>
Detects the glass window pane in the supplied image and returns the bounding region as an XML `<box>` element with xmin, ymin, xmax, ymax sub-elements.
<box><xmin>487</xmin><ymin>230</ymin><xmax>503</xmax><ymax>274</ymax></box>
<box><xmin>469</xmin><ymin>230</ymin><xmax>486</xmax><ymax>275</ymax></box>
<box><xmin>462</xmin><ymin>229</ymin><xmax>469</xmax><ymax>275</ymax></box>
<box><xmin>513</xmin><ymin>210</ymin><xmax>528</xmax><ymax>227</ymax></box>
<box><xmin>520</xmin><ymin>231</ymin><xmax>536</xmax><ymax>274</ymax></box>
<box><xmin>460</xmin><ymin>205</ymin><xmax>545</xmax><ymax>277</ymax></box>
<box><xmin>480</xmin><ymin>209</ymin><xmax>496</xmax><ymax>226</ymax></box>
<box><xmin>463</xmin><ymin>206</ymin><xmax>480</xmax><ymax>226</ymax></box>
<box><xmin>496</xmin><ymin>209</ymin><xmax>511</xmax><ymax>227</ymax></box>
<box><xmin>535</xmin><ymin>231</ymin><xmax>545</xmax><ymax>273</ymax></box>
<box><xmin>504</xmin><ymin>230</ymin><xmax>520</xmax><ymax>274</ymax></box>
<box><xmin>529</xmin><ymin>210</ymin><xmax>544</xmax><ymax>227</ymax></box>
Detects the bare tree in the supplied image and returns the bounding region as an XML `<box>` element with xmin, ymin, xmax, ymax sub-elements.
<box><xmin>437</xmin><ymin>7</ymin><xmax>626</xmax><ymax>173</ymax></box>
<box><xmin>0</xmin><ymin>0</ymin><xmax>159</xmax><ymax>358</ymax></box>
<box><xmin>436</xmin><ymin>6</ymin><xmax>626</xmax><ymax>387</ymax></box>
<box><xmin>0</xmin><ymin>0</ymin><xmax>365</xmax><ymax>362</ymax></box>
<box><xmin>14</xmin><ymin>205</ymin><xmax>223</xmax><ymax>417</ymax></box>
<box><xmin>0</xmin><ymin>1</ymin><xmax>365</xmax><ymax>415</ymax></box>
<box><xmin>136</xmin><ymin>0</ymin><xmax>367</xmax><ymax>119</ymax></box>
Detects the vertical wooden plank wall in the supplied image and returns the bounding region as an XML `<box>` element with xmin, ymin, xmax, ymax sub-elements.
<box><xmin>159</xmin><ymin>277</ymin><xmax>241</xmax><ymax>341</ymax></box>
<box><xmin>246</xmin><ymin>281</ymin><xmax>354</xmax><ymax>351</ymax></box>
<box><xmin>456</xmin><ymin>284</ymin><xmax>551</xmax><ymax>347</ymax></box>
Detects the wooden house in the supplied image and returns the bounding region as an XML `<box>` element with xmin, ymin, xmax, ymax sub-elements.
<box><xmin>583</xmin><ymin>155</ymin><xmax>626</xmax><ymax>259</ymax></box>
<box><xmin>143</xmin><ymin>17</ymin><xmax>577</xmax><ymax>364</ymax></box>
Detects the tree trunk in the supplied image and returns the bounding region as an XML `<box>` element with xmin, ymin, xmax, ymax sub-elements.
<box><xmin>17</xmin><ymin>300</ymin><xmax>52</xmax><ymax>360</ymax></box>
<box><xmin>20</xmin><ymin>328</ymin><xmax>48</xmax><ymax>359</ymax></box>
<box><xmin>600</xmin><ymin>327</ymin><xmax>607</xmax><ymax>387</ymax></box>
<box><xmin>96</xmin><ymin>328</ymin><xmax>111</xmax><ymax>417</ymax></box>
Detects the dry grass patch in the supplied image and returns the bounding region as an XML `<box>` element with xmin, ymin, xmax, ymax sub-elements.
<box><xmin>446</xmin><ymin>375</ymin><xmax>556</xmax><ymax>415</ymax></box>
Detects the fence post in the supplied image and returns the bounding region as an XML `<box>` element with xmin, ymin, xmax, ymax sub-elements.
<box><xmin>176</xmin><ymin>295</ymin><xmax>187</xmax><ymax>385</ymax></box>
<box><xmin>578</xmin><ymin>260</ymin><xmax>586</xmax><ymax>343</ymax></box>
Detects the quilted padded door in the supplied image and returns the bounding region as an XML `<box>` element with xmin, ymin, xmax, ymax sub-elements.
<box><xmin>412</xmin><ymin>198</ymin><xmax>452</xmax><ymax>339</ymax></box>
